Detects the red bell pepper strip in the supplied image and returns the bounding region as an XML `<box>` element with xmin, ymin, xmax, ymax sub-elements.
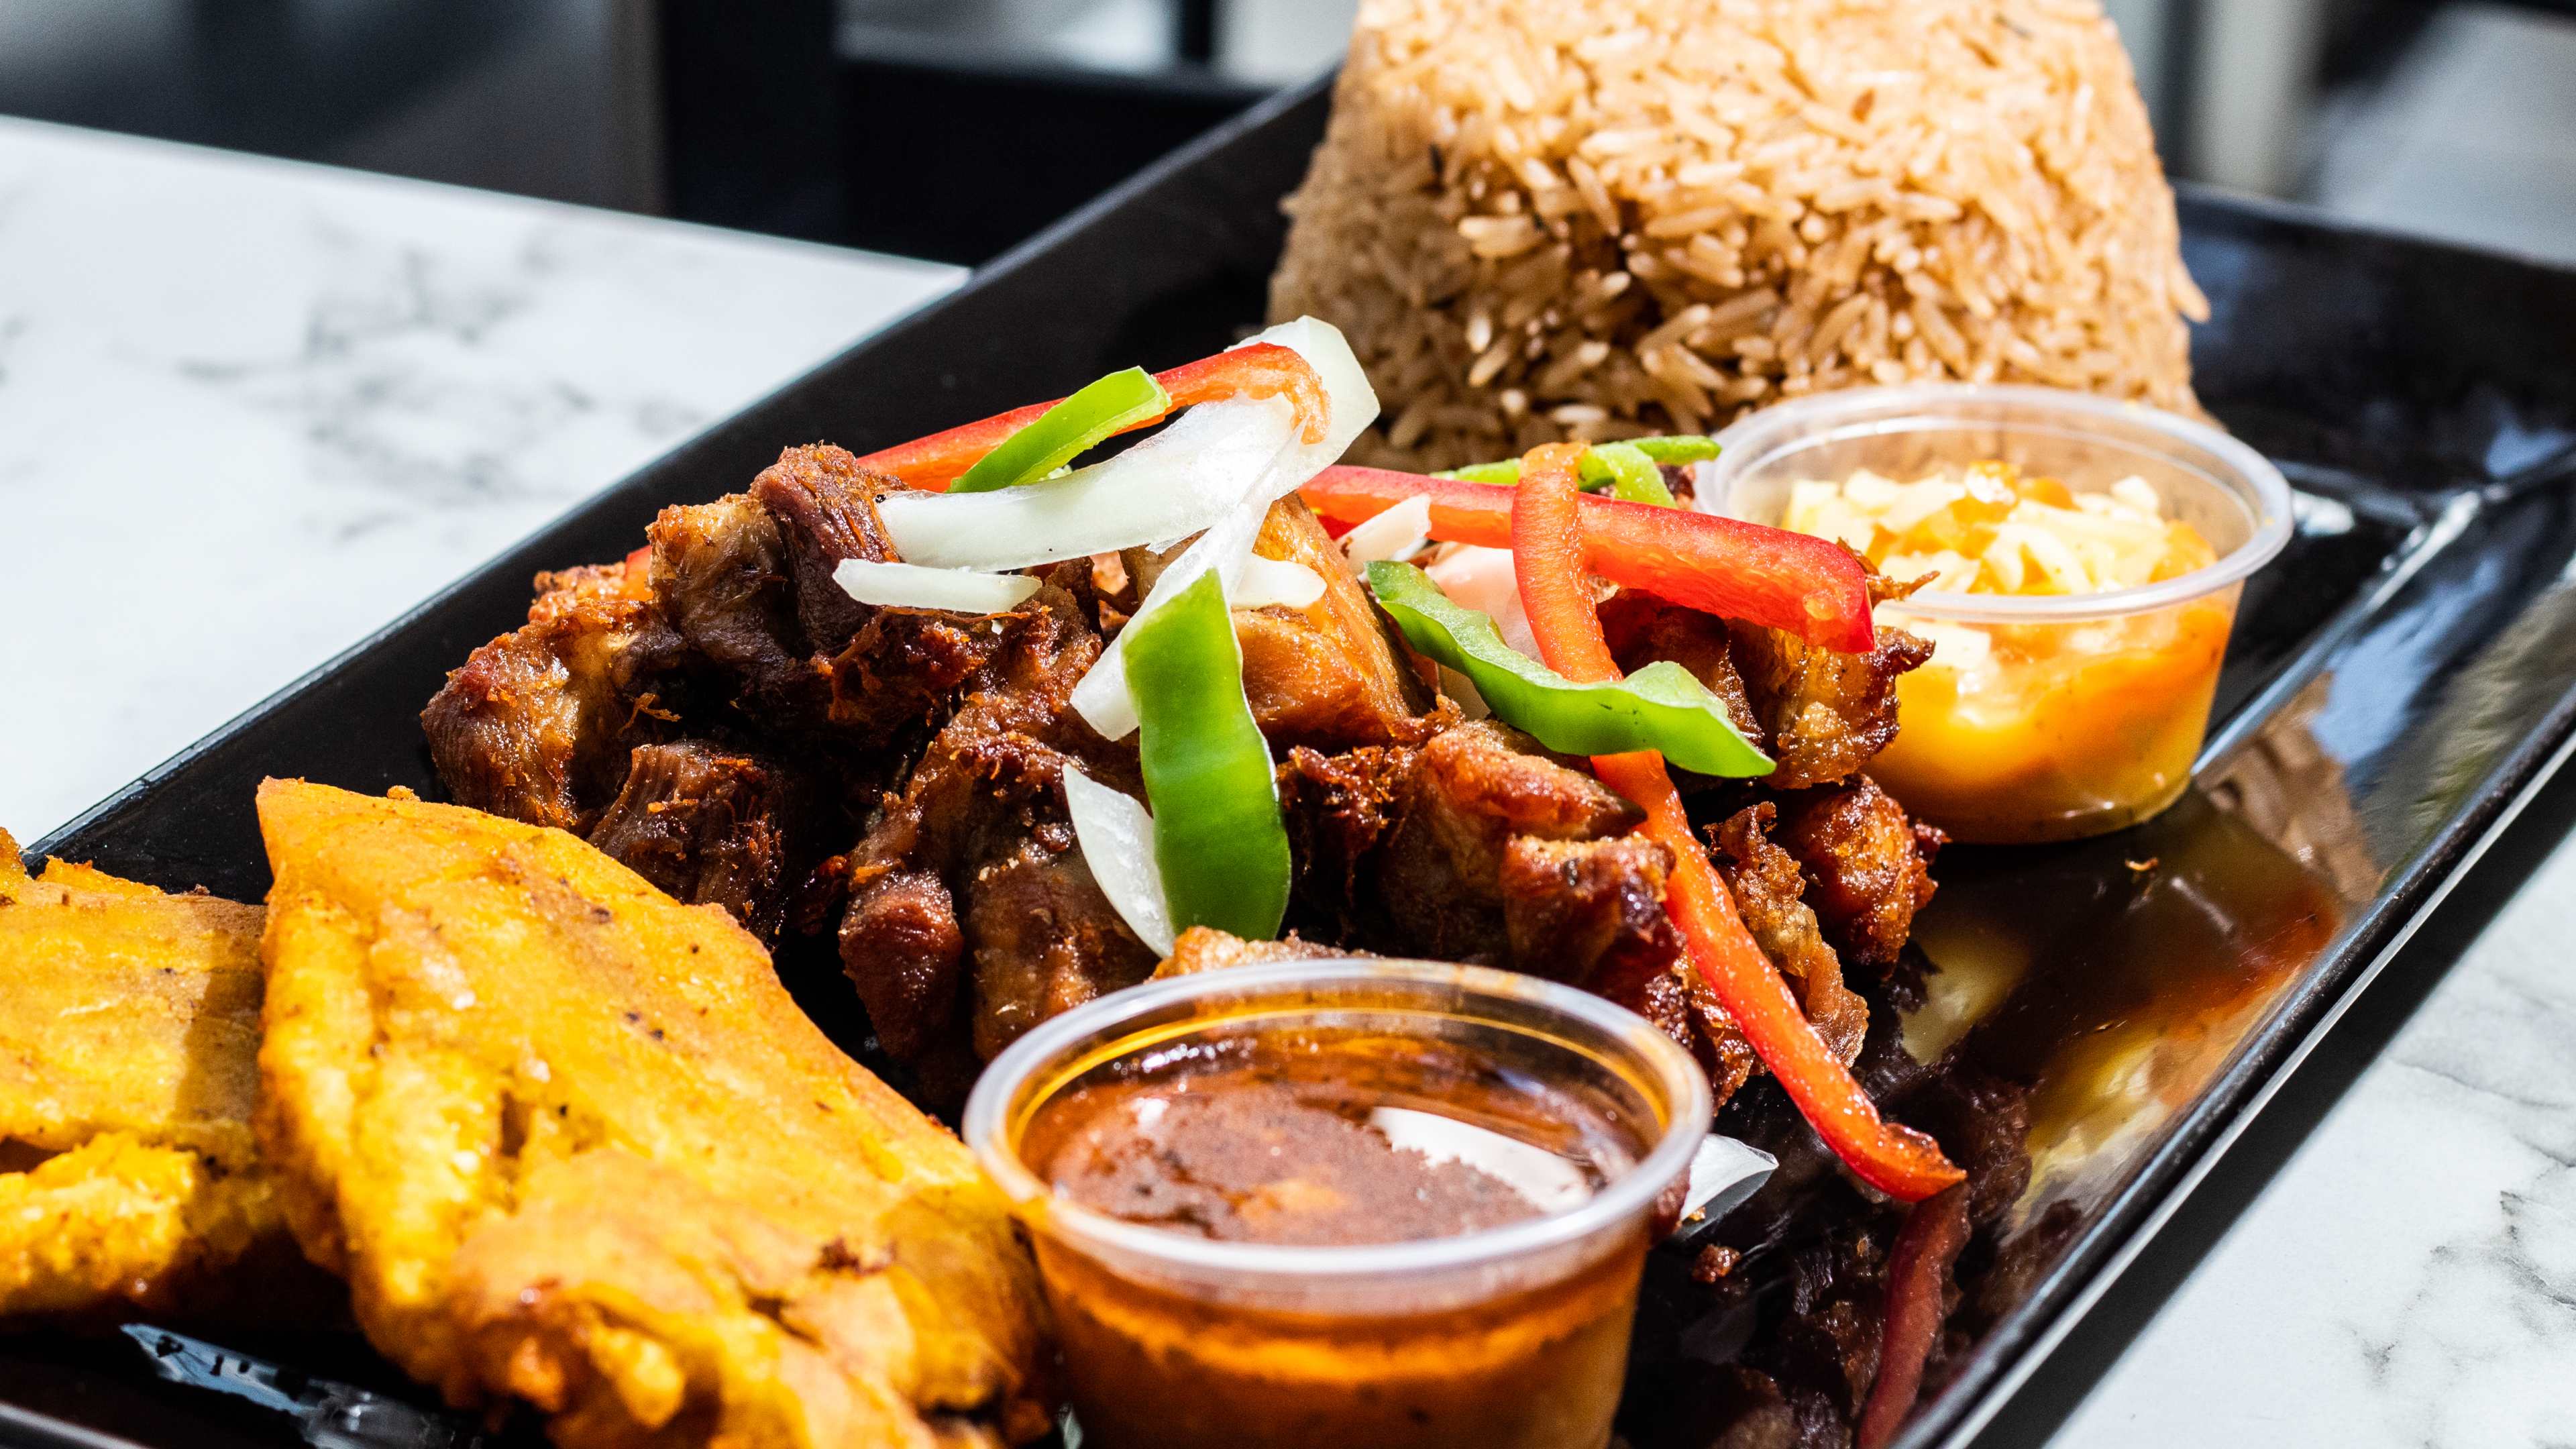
<box><xmin>858</xmin><ymin>343</ymin><xmax>1330</xmax><ymax>492</ymax></box>
<box><xmin>1856</xmin><ymin>1183</ymin><xmax>1974</xmax><ymax>1449</ymax></box>
<box><xmin>1509</xmin><ymin>443</ymin><xmax>1962</xmax><ymax>1204</ymax></box>
<box><xmin>1307</xmin><ymin>464</ymin><xmax>1876</xmax><ymax>653</ymax></box>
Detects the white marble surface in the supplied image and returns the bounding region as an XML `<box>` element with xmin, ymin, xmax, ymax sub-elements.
<box><xmin>3</xmin><ymin>114</ymin><xmax>2573</xmax><ymax>1449</ymax></box>
<box><xmin>0</xmin><ymin>117</ymin><xmax>961</xmax><ymax>841</ymax></box>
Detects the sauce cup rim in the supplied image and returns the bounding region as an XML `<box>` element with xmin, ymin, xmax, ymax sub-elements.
<box><xmin>961</xmin><ymin>959</ymin><xmax>1715</xmax><ymax>1286</ymax></box>
<box><xmin>1700</xmin><ymin>381</ymin><xmax>2294</xmax><ymax>623</ymax></box>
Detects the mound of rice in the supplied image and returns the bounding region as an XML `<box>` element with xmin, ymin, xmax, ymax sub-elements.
<box><xmin>1270</xmin><ymin>0</ymin><xmax>2208</xmax><ymax>470</ymax></box>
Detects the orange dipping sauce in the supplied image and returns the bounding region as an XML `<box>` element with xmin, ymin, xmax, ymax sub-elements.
<box><xmin>964</xmin><ymin>961</ymin><xmax>1713</xmax><ymax>1449</ymax></box>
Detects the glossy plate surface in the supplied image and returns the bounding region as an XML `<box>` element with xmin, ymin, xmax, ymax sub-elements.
<box><xmin>20</xmin><ymin>80</ymin><xmax>2576</xmax><ymax>1449</ymax></box>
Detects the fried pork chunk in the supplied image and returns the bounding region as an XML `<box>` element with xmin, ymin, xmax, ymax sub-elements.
<box><xmin>1276</xmin><ymin>716</ymin><xmax>1940</xmax><ymax>1106</ymax></box>
<box><xmin>425</xmin><ymin>553</ymin><xmax>684</xmax><ymax>835</ymax></box>
<box><xmin>839</xmin><ymin>576</ymin><xmax>1157</xmax><ymax>1102</ymax></box>
<box><xmin>253</xmin><ymin>782</ymin><xmax>1051</xmax><ymax>1449</ymax></box>
<box><xmin>1773</xmin><ymin>777</ymin><xmax>1942</xmax><ymax>968</ymax></box>
<box><xmin>586</xmin><ymin>741</ymin><xmax>797</xmax><ymax>940</ymax></box>
<box><xmin>0</xmin><ymin>832</ymin><xmax>311</xmax><ymax>1320</ymax></box>
<box><xmin>1729</xmin><ymin>617</ymin><xmax>1935</xmax><ymax>790</ymax></box>
<box><xmin>1282</xmin><ymin>721</ymin><xmax>1680</xmax><ymax>989</ymax></box>
<box><xmin>1217</xmin><ymin>497</ymin><xmax>1436</xmax><ymax>752</ymax></box>
<box><xmin>419</xmin><ymin>437</ymin><xmax>1939</xmax><ymax>1112</ymax></box>
<box><xmin>1705</xmin><ymin>804</ymin><xmax>1869</xmax><ymax>1067</ymax></box>
<box><xmin>429</xmin><ymin>446</ymin><xmax>981</xmax><ymax>942</ymax></box>
<box><xmin>1601</xmin><ymin>589</ymin><xmax>1933</xmax><ymax>791</ymax></box>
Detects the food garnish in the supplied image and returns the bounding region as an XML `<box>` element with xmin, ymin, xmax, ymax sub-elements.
<box><xmin>830</xmin><ymin>557</ymin><xmax>1040</xmax><ymax>612</ymax></box>
<box><xmin>1304</xmin><ymin>463</ymin><xmax>1878</xmax><ymax>653</ymax></box>
<box><xmin>1067</xmin><ymin>319</ymin><xmax>1382</xmax><ymax>739</ymax></box>
<box><xmin>1230</xmin><ymin>553</ymin><xmax>1328</xmax><ymax>608</ymax></box>
<box><xmin>950</xmin><ymin>365</ymin><xmax>1171</xmax><ymax>494</ymax></box>
<box><xmin>875</xmin><ymin>395</ymin><xmax>1304</xmax><ymax>572</ymax></box>
<box><xmin>859</xmin><ymin>340</ymin><xmax>1330</xmax><ymax>490</ymax></box>
<box><xmin>1508</xmin><ymin>443</ymin><xmax>1963</xmax><ymax>1203</ymax></box>
<box><xmin>1366</xmin><ymin>559</ymin><xmax>1770</xmax><ymax>778</ymax></box>
<box><xmin>1335</xmin><ymin>491</ymin><xmax>1433</xmax><ymax>568</ymax></box>
<box><xmin>1857</xmin><ymin>1183</ymin><xmax>1974</xmax><ymax>1449</ymax></box>
<box><xmin>1444</xmin><ymin>435</ymin><xmax>1711</xmax><ymax>507</ymax></box>
<box><xmin>843</xmin><ymin>318</ymin><xmax>1380</xmax><ymax>742</ymax></box>
<box><xmin>1124</xmin><ymin>572</ymin><xmax>1293</xmax><ymax>943</ymax></box>
<box><xmin>1062</xmin><ymin>766</ymin><xmax>1176</xmax><ymax>956</ymax></box>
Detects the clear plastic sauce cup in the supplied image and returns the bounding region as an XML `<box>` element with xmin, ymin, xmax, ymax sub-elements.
<box><xmin>1703</xmin><ymin>384</ymin><xmax>2293</xmax><ymax>843</ymax></box>
<box><xmin>962</xmin><ymin>959</ymin><xmax>1713</xmax><ymax>1449</ymax></box>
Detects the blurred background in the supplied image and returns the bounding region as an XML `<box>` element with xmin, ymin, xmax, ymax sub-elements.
<box><xmin>0</xmin><ymin>0</ymin><xmax>2569</xmax><ymax>268</ymax></box>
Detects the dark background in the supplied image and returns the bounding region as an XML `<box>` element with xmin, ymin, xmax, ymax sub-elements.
<box><xmin>1</xmin><ymin>0</ymin><xmax>2571</xmax><ymax>268</ymax></box>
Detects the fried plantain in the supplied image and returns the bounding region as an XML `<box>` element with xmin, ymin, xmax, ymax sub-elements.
<box><xmin>252</xmin><ymin>781</ymin><xmax>1051</xmax><ymax>1449</ymax></box>
<box><xmin>0</xmin><ymin>830</ymin><xmax>313</xmax><ymax>1320</ymax></box>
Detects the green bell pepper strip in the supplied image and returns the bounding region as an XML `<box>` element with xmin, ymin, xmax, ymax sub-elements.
<box><xmin>949</xmin><ymin>366</ymin><xmax>1171</xmax><ymax>494</ymax></box>
<box><xmin>1630</xmin><ymin>435</ymin><xmax>1723</xmax><ymax>466</ymax></box>
<box><xmin>1588</xmin><ymin>441</ymin><xmax>1676</xmax><ymax>506</ymax></box>
<box><xmin>1434</xmin><ymin>435</ymin><xmax>1711</xmax><ymax>506</ymax></box>
<box><xmin>1366</xmin><ymin>561</ymin><xmax>1772</xmax><ymax>778</ymax></box>
<box><xmin>1124</xmin><ymin>570</ymin><xmax>1292</xmax><ymax>941</ymax></box>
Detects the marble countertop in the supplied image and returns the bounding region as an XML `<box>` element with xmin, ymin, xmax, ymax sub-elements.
<box><xmin>0</xmin><ymin>116</ymin><xmax>960</xmax><ymax>841</ymax></box>
<box><xmin>2</xmin><ymin>118</ymin><xmax>2569</xmax><ymax>1447</ymax></box>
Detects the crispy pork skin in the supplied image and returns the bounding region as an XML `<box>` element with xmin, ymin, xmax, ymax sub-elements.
<box><xmin>423</xmin><ymin>556</ymin><xmax>682</xmax><ymax>834</ymax></box>
<box><xmin>1773</xmin><ymin>777</ymin><xmax>1941</xmax><ymax>970</ymax></box>
<box><xmin>586</xmin><ymin>741</ymin><xmax>794</xmax><ymax>941</ymax></box>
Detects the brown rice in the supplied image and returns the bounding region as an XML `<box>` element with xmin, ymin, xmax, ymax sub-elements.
<box><xmin>1269</xmin><ymin>0</ymin><xmax>2209</xmax><ymax>470</ymax></box>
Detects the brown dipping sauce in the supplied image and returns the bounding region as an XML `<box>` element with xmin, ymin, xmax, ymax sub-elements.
<box><xmin>1015</xmin><ymin>1029</ymin><xmax>1652</xmax><ymax>1449</ymax></box>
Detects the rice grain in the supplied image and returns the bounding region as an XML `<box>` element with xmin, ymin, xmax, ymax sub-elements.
<box><xmin>1272</xmin><ymin>0</ymin><xmax>2208</xmax><ymax>469</ymax></box>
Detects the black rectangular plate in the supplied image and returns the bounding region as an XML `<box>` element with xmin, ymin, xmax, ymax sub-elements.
<box><xmin>21</xmin><ymin>78</ymin><xmax>2576</xmax><ymax>1449</ymax></box>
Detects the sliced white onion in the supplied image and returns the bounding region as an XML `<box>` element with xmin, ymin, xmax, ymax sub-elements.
<box><xmin>1235</xmin><ymin>315</ymin><xmax>1381</xmax><ymax>470</ymax></box>
<box><xmin>1424</xmin><ymin>544</ymin><xmax>1540</xmax><ymax>659</ymax></box>
<box><xmin>873</xmin><ymin>318</ymin><xmax>1374</xmax><ymax>581</ymax></box>
<box><xmin>1233</xmin><ymin>555</ymin><xmax>1328</xmax><ymax>610</ymax></box>
<box><xmin>1338</xmin><ymin>492</ymin><xmax>1432</xmax><ymax>574</ymax></box>
<box><xmin>876</xmin><ymin>397</ymin><xmax>1299</xmax><ymax>572</ymax></box>
<box><xmin>1672</xmin><ymin>1136</ymin><xmax>1778</xmax><ymax>1241</ymax></box>
<box><xmin>1061</xmin><ymin>766</ymin><xmax>1175</xmax><ymax>957</ymax></box>
<box><xmin>1070</xmin><ymin>318</ymin><xmax>1382</xmax><ymax>739</ymax></box>
<box><xmin>832</xmin><ymin>559</ymin><xmax>1040</xmax><ymax>614</ymax></box>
